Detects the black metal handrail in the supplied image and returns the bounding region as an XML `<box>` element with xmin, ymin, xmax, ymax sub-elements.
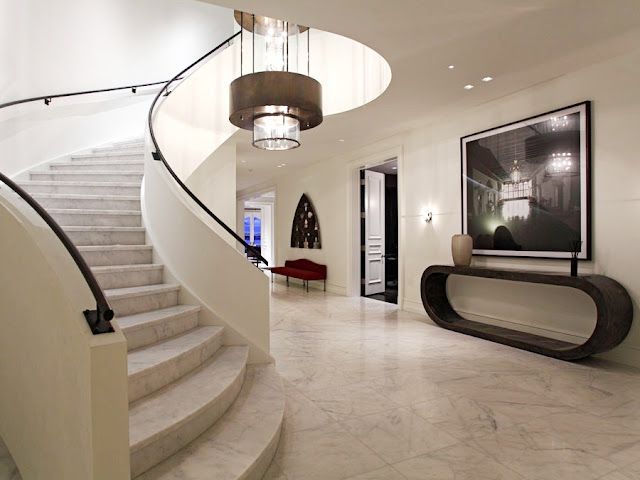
<box><xmin>0</xmin><ymin>76</ymin><xmax>173</xmax><ymax>334</ymax></box>
<box><xmin>148</xmin><ymin>32</ymin><xmax>269</xmax><ymax>267</ymax></box>
<box><xmin>0</xmin><ymin>79</ymin><xmax>170</xmax><ymax>109</ymax></box>
<box><xmin>0</xmin><ymin>173</ymin><xmax>114</xmax><ymax>333</ymax></box>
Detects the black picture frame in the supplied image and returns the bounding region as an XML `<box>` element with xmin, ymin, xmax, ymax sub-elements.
<box><xmin>461</xmin><ymin>101</ymin><xmax>591</xmax><ymax>260</ymax></box>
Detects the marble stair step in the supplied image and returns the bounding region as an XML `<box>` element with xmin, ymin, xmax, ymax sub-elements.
<box><xmin>129</xmin><ymin>346</ymin><xmax>249</xmax><ymax>478</ymax></box>
<box><xmin>17</xmin><ymin>180</ymin><xmax>140</xmax><ymax>196</ymax></box>
<box><xmin>71</xmin><ymin>152</ymin><xmax>144</xmax><ymax>162</ymax></box>
<box><xmin>50</xmin><ymin>208</ymin><xmax>141</xmax><ymax>227</ymax></box>
<box><xmin>92</xmin><ymin>145</ymin><xmax>144</xmax><ymax>155</ymax></box>
<box><xmin>30</xmin><ymin>193</ymin><xmax>140</xmax><ymax>211</ymax></box>
<box><xmin>78</xmin><ymin>245</ymin><xmax>153</xmax><ymax>266</ymax></box>
<box><xmin>136</xmin><ymin>364</ymin><xmax>284</xmax><ymax>480</ymax></box>
<box><xmin>29</xmin><ymin>170</ymin><xmax>143</xmax><ymax>184</ymax></box>
<box><xmin>127</xmin><ymin>325</ymin><xmax>224</xmax><ymax>403</ymax></box>
<box><xmin>117</xmin><ymin>305</ymin><xmax>201</xmax><ymax>351</ymax></box>
<box><xmin>65</xmin><ymin>226</ymin><xmax>146</xmax><ymax>246</ymax></box>
<box><xmin>92</xmin><ymin>263</ymin><xmax>164</xmax><ymax>290</ymax></box>
<box><xmin>49</xmin><ymin>160</ymin><xmax>144</xmax><ymax>172</ymax></box>
<box><xmin>105</xmin><ymin>283</ymin><xmax>180</xmax><ymax>317</ymax></box>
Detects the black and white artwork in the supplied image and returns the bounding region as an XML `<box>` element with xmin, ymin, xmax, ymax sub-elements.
<box><xmin>291</xmin><ymin>193</ymin><xmax>321</xmax><ymax>249</ymax></box>
<box><xmin>461</xmin><ymin>101</ymin><xmax>591</xmax><ymax>259</ymax></box>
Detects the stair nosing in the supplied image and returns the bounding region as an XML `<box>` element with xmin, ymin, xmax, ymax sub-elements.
<box><xmin>30</xmin><ymin>193</ymin><xmax>140</xmax><ymax>201</ymax></box>
<box><xmin>129</xmin><ymin>345</ymin><xmax>248</xmax><ymax>452</ymax></box>
<box><xmin>48</xmin><ymin>208</ymin><xmax>141</xmax><ymax>215</ymax></box>
<box><xmin>64</xmin><ymin>226</ymin><xmax>145</xmax><ymax>231</ymax></box>
<box><xmin>127</xmin><ymin>326</ymin><xmax>224</xmax><ymax>381</ymax></box>
<box><xmin>92</xmin><ymin>263</ymin><xmax>163</xmax><ymax>274</ymax></box>
<box><xmin>117</xmin><ymin>305</ymin><xmax>201</xmax><ymax>333</ymax></box>
<box><xmin>77</xmin><ymin>245</ymin><xmax>152</xmax><ymax>251</ymax></box>
<box><xmin>105</xmin><ymin>283</ymin><xmax>179</xmax><ymax>301</ymax></box>
<box><xmin>18</xmin><ymin>181</ymin><xmax>141</xmax><ymax>187</ymax></box>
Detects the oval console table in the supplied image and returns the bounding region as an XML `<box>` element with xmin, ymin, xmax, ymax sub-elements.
<box><xmin>420</xmin><ymin>265</ymin><xmax>633</xmax><ymax>361</ymax></box>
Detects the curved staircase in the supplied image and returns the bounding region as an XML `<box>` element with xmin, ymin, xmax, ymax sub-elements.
<box><xmin>17</xmin><ymin>138</ymin><xmax>284</xmax><ymax>480</ymax></box>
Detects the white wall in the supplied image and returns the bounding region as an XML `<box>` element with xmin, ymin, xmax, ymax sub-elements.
<box><xmin>0</xmin><ymin>0</ymin><xmax>233</xmax><ymax>102</ymax></box>
<box><xmin>0</xmin><ymin>0</ymin><xmax>234</xmax><ymax>177</ymax></box>
<box><xmin>273</xmin><ymin>45</ymin><xmax>640</xmax><ymax>367</ymax></box>
<box><xmin>0</xmin><ymin>187</ymin><xmax>129</xmax><ymax>479</ymax></box>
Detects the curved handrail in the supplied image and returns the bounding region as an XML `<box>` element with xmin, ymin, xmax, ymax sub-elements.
<box><xmin>0</xmin><ymin>79</ymin><xmax>172</xmax><ymax>109</ymax></box>
<box><xmin>0</xmin><ymin>173</ymin><xmax>114</xmax><ymax>333</ymax></box>
<box><xmin>0</xmin><ymin>76</ymin><xmax>171</xmax><ymax>334</ymax></box>
<box><xmin>147</xmin><ymin>32</ymin><xmax>269</xmax><ymax>267</ymax></box>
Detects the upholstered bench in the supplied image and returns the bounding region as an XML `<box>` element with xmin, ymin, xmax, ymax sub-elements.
<box><xmin>266</xmin><ymin>259</ymin><xmax>327</xmax><ymax>292</ymax></box>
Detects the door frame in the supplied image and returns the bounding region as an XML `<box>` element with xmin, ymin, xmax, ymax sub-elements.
<box><xmin>346</xmin><ymin>146</ymin><xmax>404</xmax><ymax>308</ymax></box>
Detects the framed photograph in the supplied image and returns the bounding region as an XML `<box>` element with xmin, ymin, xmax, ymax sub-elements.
<box><xmin>461</xmin><ymin>101</ymin><xmax>591</xmax><ymax>259</ymax></box>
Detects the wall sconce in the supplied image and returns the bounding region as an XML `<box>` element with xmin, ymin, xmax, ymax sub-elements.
<box><xmin>423</xmin><ymin>211</ymin><xmax>433</xmax><ymax>223</ymax></box>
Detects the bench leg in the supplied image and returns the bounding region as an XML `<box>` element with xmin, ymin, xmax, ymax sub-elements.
<box><xmin>286</xmin><ymin>276</ymin><xmax>289</xmax><ymax>287</ymax></box>
<box><xmin>324</xmin><ymin>279</ymin><xmax>326</xmax><ymax>292</ymax></box>
<box><xmin>306</xmin><ymin>280</ymin><xmax>309</xmax><ymax>292</ymax></box>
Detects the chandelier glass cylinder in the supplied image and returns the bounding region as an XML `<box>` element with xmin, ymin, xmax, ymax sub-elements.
<box><xmin>229</xmin><ymin>11</ymin><xmax>323</xmax><ymax>151</ymax></box>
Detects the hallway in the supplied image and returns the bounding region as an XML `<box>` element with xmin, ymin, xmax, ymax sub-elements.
<box><xmin>265</xmin><ymin>286</ymin><xmax>640</xmax><ymax>480</ymax></box>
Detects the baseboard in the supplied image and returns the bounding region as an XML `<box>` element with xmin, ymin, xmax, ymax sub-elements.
<box><xmin>270</xmin><ymin>275</ymin><xmax>346</xmax><ymax>296</ymax></box>
<box><xmin>402</xmin><ymin>301</ymin><xmax>640</xmax><ymax>369</ymax></box>
<box><xmin>596</xmin><ymin>344</ymin><xmax>640</xmax><ymax>369</ymax></box>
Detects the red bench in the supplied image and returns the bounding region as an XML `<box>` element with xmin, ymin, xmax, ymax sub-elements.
<box><xmin>267</xmin><ymin>259</ymin><xmax>327</xmax><ymax>292</ymax></box>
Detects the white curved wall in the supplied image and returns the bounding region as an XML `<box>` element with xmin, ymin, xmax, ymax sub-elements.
<box><xmin>0</xmin><ymin>189</ymin><xmax>129</xmax><ymax>479</ymax></box>
<box><xmin>142</xmin><ymin>151</ymin><xmax>272</xmax><ymax>363</ymax></box>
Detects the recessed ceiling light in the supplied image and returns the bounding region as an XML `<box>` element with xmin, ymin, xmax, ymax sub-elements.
<box><xmin>464</xmin><ymin>84</ymin><xmax>474</xmax><ymax>90</ymax></box>
<box><xmin>448</xmin><ymin>65</ymin><xmax>455</xmax><ymax>69</ymax></box>
<box><xmin>241</xmin><ymin>160</ymin><xmax>247</xmax><ymax>163</ymax></box>
<box><xmin>277</xmin><ymin>165</ymin><xmax>282</xmax><ymax>168</ymax></box>
<box><xmin>339</xmin><ymin>139</ymin><xmax>345</xmax><ymax>142</ymax></box>
<box><xmin>280</xmin><ymin>163</ymin><xmax>286</xmax><ymax>166</ymax></box>
<box><xmin>482</xmin><ymin>76</ymin><xmax>493</xmax><ymax>82</ymax></box>
<box><xmin>392</xmin><ymin>166</ymin><xmax>398</xmax><ymax>170</ymax></box>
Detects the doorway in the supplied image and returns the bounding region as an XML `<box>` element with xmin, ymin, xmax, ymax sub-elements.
<box><xmin>361</xmin><ymin>160</ymin><xmax>398</xmax><ymax>304</ymax></box>
<box><xmin>244</xmin><ymin>191</ymin><xmax>275</xmax><ymax>268</ymax></box>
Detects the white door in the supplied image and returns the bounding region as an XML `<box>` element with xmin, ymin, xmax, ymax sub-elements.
<box><xmin>364</xmin><ymin>170</ymin><xmax>385</xmax><ymax>295</ymax></box>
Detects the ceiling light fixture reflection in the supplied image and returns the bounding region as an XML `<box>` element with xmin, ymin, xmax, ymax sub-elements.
<box><xmin>464</xmin><ymin>84</ymin><xmax>474</xmax><ymax>90</ymax></box>
<box><xmin>482</xmin><ymin>76</ymin><xmax>493</xmax><ymax>82</ymax></box>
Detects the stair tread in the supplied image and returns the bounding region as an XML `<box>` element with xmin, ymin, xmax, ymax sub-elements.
<box><xmin>78</xmin><ymin>245</ymin><xmax>152</xmax><ymax>251</ymax></box>
<box><xmin>18</xmin><ymin>180</ymin><xmax>141</xmax><ymax>187</ymax></box>
<box><xmin>30</xmin><ymin>193</ymin><xmax>140</xmax><ymax>201</ymax></box>
<box><xmin>105</xmin><ymin>283</ymin><xmax>180</xmax><ymax>300</ymax></box>
<box><xmin>64</xmin><ymin>226</ymin><xmax>146</xmax><ymax>231</ymax></box>
<box><xmin>51</xmin><ymin>160</ymin><xmax>144</xmax><ymax>166</ymax></box>
<box><xmin>129</xmin><ymin>346</ymin><xmax>249</xmax><ymax>451</ymax></box>
<box><xmin>136</xmin><ymin>364</ymin><xmax>284</xmax><ymax>480</ymax></box>
<box><xmin>127</xmin><ymin>326</ymin><xmax>223</xmax><ymax>378</ymax></box>
<box><xmin>117</xmin><ymin>305</ymin><xmax>201</xmax><ymax>332</ymax></box>
<box><xmin>31</xmin><ymin>170</ymin><xmax>142</xmax><ymax>175</ymax></box>
<box><xmin>48</xmin><ymin>208</ymin><xmax>141</xmax><ymax>215</ymax></box>
<box><xmin>92</xmin><ymin>263</ymin><xmax>163</xmax><ymax>274</ymax></box>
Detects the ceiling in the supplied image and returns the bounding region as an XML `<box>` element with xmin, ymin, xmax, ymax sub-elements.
<box><xmin>198</xmin><ymin>0</ymin><xmax>640</xmax><ymax>194</ymax></box>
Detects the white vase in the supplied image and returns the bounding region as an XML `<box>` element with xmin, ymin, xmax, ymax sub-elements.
<box><xmin>451</xmin><ymin>234</ymin><xmax>473</xmax><ymax>266</ymax></box>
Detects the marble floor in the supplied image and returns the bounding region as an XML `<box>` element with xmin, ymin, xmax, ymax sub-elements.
<box><xmin>263</xmin><ymin>285</ymin><xmax>640</xmax><ymax>480</ymax></box>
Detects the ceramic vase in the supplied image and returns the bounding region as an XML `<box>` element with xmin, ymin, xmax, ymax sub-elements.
<box><xmin>451</xmin><ymin>234</ymin><xmax>473</xmax><ymax>266</ymax></box>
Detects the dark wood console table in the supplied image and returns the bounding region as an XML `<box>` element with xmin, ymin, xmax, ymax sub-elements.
<box><xmin>420</xmin><ymin>265</ymin><xmax>633</xmax><ymax>360</ymax></box>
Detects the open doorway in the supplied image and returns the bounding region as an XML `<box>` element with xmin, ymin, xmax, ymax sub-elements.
<box><xmin>244</xmin><ymin>191</ymin><xmax>275</xmax><ymax>268</ymax></box>
<box><xmin>361</xmin><ymin>160</ymin><xmax>398</xmax><ymax>304</ymax></box>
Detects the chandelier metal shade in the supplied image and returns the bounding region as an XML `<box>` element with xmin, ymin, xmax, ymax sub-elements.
<box><xmin>229</xmin><ymin>11</ymin><xmax>323</xmax><ymax>151</ymax></box>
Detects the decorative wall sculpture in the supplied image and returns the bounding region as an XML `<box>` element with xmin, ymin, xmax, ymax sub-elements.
<box><xmin>291</xmin><ymin>194</ymin><xmax>321</xmax><ymax>249</ymax></box>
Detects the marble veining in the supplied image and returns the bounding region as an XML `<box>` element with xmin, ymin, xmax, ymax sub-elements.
<box><xmin>267</xmin><ymin>287</ymin><xmax>640</xmax><ymax>480</ymax></box>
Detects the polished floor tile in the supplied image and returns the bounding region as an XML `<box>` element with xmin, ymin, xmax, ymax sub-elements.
<box><xmin>267</xmin><ymin>287</ymin><xmax>640</xmax><ymax>480</ymax></box>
